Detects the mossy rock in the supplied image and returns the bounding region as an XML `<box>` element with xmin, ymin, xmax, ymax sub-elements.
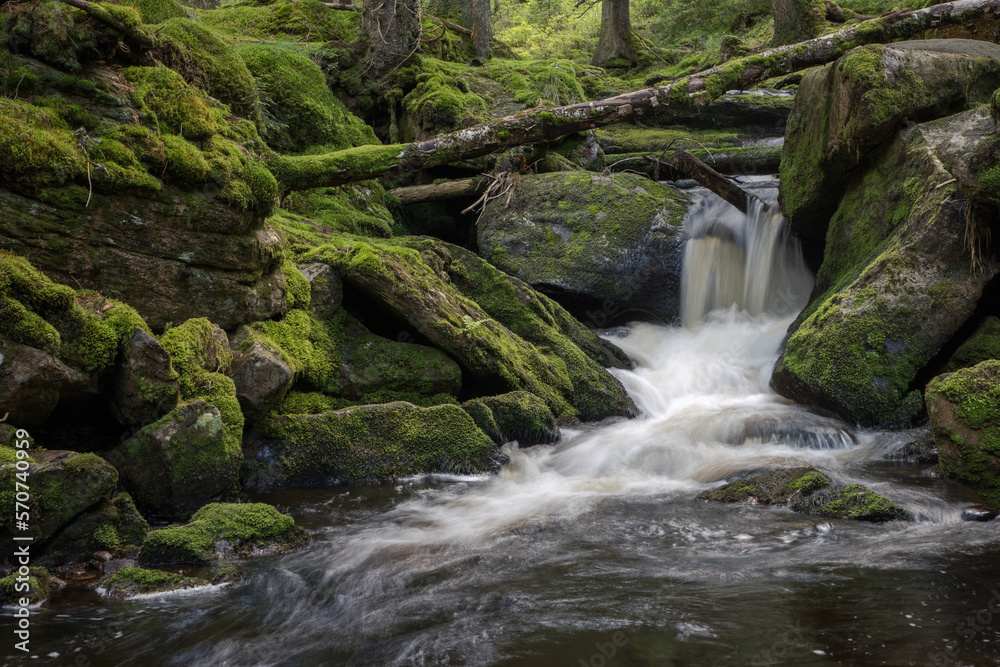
<box><xmin>300</xmin><ymin>235</ymin><xmax>635</xmax><ymax>421</ymax></box>
<box><xmin>99</xmin><ymin>566</ymin><xmax>207</xmax><ymax>600</ymax></box>
<box><xmin>0</xmin><ymin>451</ymin><xmax>118</xmax><ymax>555</ymax></box>
<box><xmin>108</xmin><ymin>400</ymin><xmax>241</xmax><ymax>522</ymax></box>
<box><xmin>110</xmin><ymin>0</ymin><xmax>186</xmax><ymax>26</ymax></box>
<box><xmin>202</xmin><ymin>0</ymin><xmax>359</xmax><ymax>43</ymax></box>
<box><xmin>477</xmin><ymin>172</ymin><xmax>690</xmax><ymax>326</ymax></box>
<box><xmin>771</xmin><ymin>110</ymin><xmax>998</xmax><ymax>428</ymax></box>
<box><xmin>138</xmin><ymin>502</ymin><xmax>309</xmax><ymax>565</ymax></box>
<box><xmin>0</xmin><ymin>567</ymin><xmax>50</xmax><ymax>606</ymax></box>
<box><xmin>462</xmin><ymin>391</ymin><xmax>559</xmax><ymax>446</ymax></box>
<box><xmin>246</xmin><ymin>402</ymin><xmax>501</xmax><ymax>490</ymax></box>
<box><xmin>926</xmin><ymin>360</ymin><xmax>1000</xmax><ymax>508</ymax></box>
<box><xmin>699</xmin><ymin>467</ymin><xmax>831</xmax><ymax>505</ymax></box>
<box><xmin>943</xmin><ymin>317</ymin><xmax>1000</xmax><ymax>373</ymax></box>
<box><xmin>42</xmin><ymin>493</ymin><xmax>149</xmax><ymax>564</ymax></box>
<box><xmin>780</xmin><ymin>39</ymin><xmax>1000</xmax><ymax>241</ymax></box>
<box><xmin>789</xmin><ymin>484</ymin><xmax>911</xmax><ymax>522</ymax></box>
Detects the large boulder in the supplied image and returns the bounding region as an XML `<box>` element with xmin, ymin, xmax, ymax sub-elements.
<box><xmin>477</xmin><ymin>171</ymin><xmax>689</xmax><ymax>326</ymax></box>
<box><xmin>108</xmin><ymin>400</ymin><xmax>241</xmax><ymax>521</ymax></box>
<box><xmin>229</xmin><ymin>341</ymin><xmax>294</xmax><ymax>425</ymax></box>
<box><xmin>780</xmin><ymin>39</ymin><xmax>1000</xmax><ymax>241</ymax></box>
<box><xmin>138</xmin><ymin>502</ymin><xmax>309</xmax><ymax>565</ymax></box>
<box><xmin>110</xmin><ymin>329</ymin><xmax>180</xmax><ymax>427</ymax></box>
<box><xmin>0</xmin><ymin>337</ymin><xmax>92</xmax><ymax>427</ymax></box>
<box><xmin>462</xmin><ymin>391</ymin><xmax>560</xmax><ymax>446</ymax></box>
<box><xmin>0</xmin><ymin>451</ymin><xmax>118</xmax><ymax>557</ymax></box>
<box><xmin>298</xmin><ymin>262</ymin><xmax>343</xmax><ymax>321</ymax></box>
<box><xmin>771</xmin><ymin>107</ymin><xmax>998</xmax><ymax>427</ymax></box>
<box><xmin>244</xmin><ymin>402</ymin><xmax>500</xmax><ymax>490</ymax></box>
<box><xmin>926</xmin><ymin>360</ymin><xmax>1000</xmax><ymax>508</ymax></box>
<box><xmin>42</xmin><ymin>493</ymin><xmax>149</xmax><ymax>564</ymax></box>
<box><xmin>943</xmin><ymin>316</ymin><xmax>1000</xmax><ymax>373</ymax></box>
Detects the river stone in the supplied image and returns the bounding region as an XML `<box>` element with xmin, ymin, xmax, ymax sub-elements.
<box><xmin>699</xmin><ymin>467</ymin><xmax>830</xmax><ymax>505</ymax></box>
<box><xmin>0</xmin><ymin>337</ymin><xmax>93</xmax><ymax>427</ymax></box>
<box><xmin>477</xmin><ymin>171</ymin><xmax>690</xmax><ymax>326</ymax></box>
<box><xmin>789</xmin><ymin>484</ymin><xmax>911</xmax><ymax>522</ymax></box>
<box><xmin>137</xmin><ymin>502</ymin><xmax>310</xmax><ymax>565</ymax></box>
<box><xmin>111</xmin><ymin>329</ymin><xmax>180</xmax><ymax>427</ymax></box>
<box><xmin>108</xmin><ymin>400</ymin><xmax>241</xmax><ymax>521</ymax></box>
<box><xmin>299</xmin><ymin>262</ymin><xmax>343</xmax><ymax>321</ymax></box>
<box><xmin>0</xmin><ymin>451</ymin><xmax>118</xmax><ymax>556</ymax></box>
<box><xmin>926</xmin><ymin>360</ymin><xmax>1000</xmax><ymax>509</ymax></box>
<box><xmin>771</xmin><ymin>108</ymin><xmax>998</xmax><ymax>428</ymax></box>
<box><xmin>229</xmin><ymin>341</ymin><xmax>294</xmax><ymax>425</ymax></box>
<box><xmin>42</xmin><ymin>493</ymin><xmax>149</xmax><ymax>564</ymax></box>
<box><xmin>244</xmin><ymin>402</ymin><xmax>501</xmax><ymax>490</ymax></box>
<box><xmin>461</xmin><ymin>391</ymin><xmax>559</xmax><ymax>446</ymax></box>
<box><xmin>780</xmin><ymin>39</ymin><xmax>1000</xmax><ymax>241</ymax></box>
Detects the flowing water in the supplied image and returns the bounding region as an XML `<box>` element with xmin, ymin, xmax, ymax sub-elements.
<box><xmin>5</xmin><ymin>187</ymin><xmax>1000</xmax><ymax>666</ymax></box>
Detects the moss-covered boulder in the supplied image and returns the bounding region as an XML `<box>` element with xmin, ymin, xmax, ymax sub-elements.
<box><xmin>0</xmin><ymin>567</ymin><xmax>50</xmax><ymax>606</ymax></box>
<box><xmin>99</xmin><ymin>566</ymin><xmax>208</xmax><ymax>600</ymax></box>
<box><xmin>229</xmin><ymin>342</ymin><xmax>295</xmax><ymax>425</ymax></box>
<box><xmin>780</xmin><ymin>39</ymin><xmax>1000</xmax><ymax>241</ymax></box>
<box><xmin>245</xmin><ymin>402</ymin><xmax>500</xmax><ymax>490</ymax></box>
<box><xmin>477</xmin><ymin>172</ymin><xmax>690</xmax><ymax>326</ymax></box>
<box><xmin>462</xmin><ymin>391</ymin><xmax>559</xmax><ymax>446</ymax></box>
<box><xmin>771</xmin><ymin>107</ymin><xmax>997</xmax><ymax>428</ymax></box>
<box><xmin>926</xmin><ymin>360</ymin><xmax>1000</xmax><ymax>508</ymax></box>
<box><xmin>943</xmin><ymin>316</ymin><xmax>1000</xmax><ymax>373</ymax></box>
<box><xmin>301</xmin><ymin>236</ymin><xmax>635</xmax><ymax>422</ymax></box>
<box><xmin>699</xmin><ymin>467</ymin><xmax>831</xmax><ymax>505</ymax></box>
<box><xmin>0</xmin><ymin>451</ymin><xmax>118</xmax><ymax>556</ymax></box>
<box><xmin>110</xmin><ymin>329</ymin><xmax>180</xmax><ymax>427</ymax></box>
<box><xmin>138</xmin><ymin>502</ymin><xmax>309</xmax><ymax>565</ymax></box>
<box><xmin>42</xmin><ymin>493</ymin><xmax>149</xmax><ymax>564</ymax></box>
<box><xmin>789</xmin><ymin>484</ymin><xmax>911</xmax><ymax>522</ymax></box>
<box><xmin>108</xmin><ymin>400</ymin><xmax>240</xmax><ymax>521</ymax></box>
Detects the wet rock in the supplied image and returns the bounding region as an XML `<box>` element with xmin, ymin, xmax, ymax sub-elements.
<box><xmin>781</xmin><ymin>39</ymin><xmax>1000</xmax><ymax>241</ymax></box>
<box><xmin>246</xmin><ymin>402</ymin><xmax>500</xmax><ymax>490</ymax></box>
<box><xmin>462</xmin><ymin>391</ymin><xmax>560</xmax><ymax>446</ymax></box>
<box><xmin>699</xmin><ymin>467</ymin><xmax>830</xmax><ymax>505</ymax></box>
<box><xmin>99</xmin><ymin>566</ymin><xmax>208</xmax><ymax>600</ymax></box>
<box><xmin>110</xmin><ymin>329</ymin><xmax>180</xmax><ymax>427</ymax></box>
<box><xmin>108</xmin><ymin>400</ymin><xmax>241</xmax><ymax>522</ymax></box>
<box><xmin>0</xmin><ymin>568</ymin><xmax>50</xmax><ymax>606</ymax></box>
<box><xmin>790</xmin><ymin>485</ymin><xmax>911</xmax><ymax>522</ymax></box>
<box><xmin>477</xmin><ymin>171</ymin><xmax>689</xmax><ymax>327</ymax></box>
<box><xmin>926</xmin><ymin>360</ymin><xmax>1000</xmax><ymax>508</ymax></box>
<box><xmin>772</xmin><ymin>104</ymin><xmax>997</xmax><ymax>428</ymax></box>
<box><xmin>229</xmin><ymin>341</ymin><xmax>294</xmax><ymax>425</ymax></box>
<box><xmin>42</xmin><ymin>493</ymin><xmax>149</xmax><ymax>565</ymax></box>
<box><xmin>882</xmin><ymin>430</ymin><xmax>939</xmax><ymax>465</ymax></box>
<box><xmin>298</xmin><ymin>262</ymin><xmax>343</xmax><ymax>321</ymax></box>
<box><xmin>961</xmin><ymin>505</ymin><xmax>999</xmax><ymax>522</ymax></box>
<box><xmin>0</xmin><ymin>337</ymin><xmax>92</xmax><ymax>427</ymax></box>
<box><xmin>0</xmin><ymin>452</ymin><xmax>118</xmax><ymax>555</ymax></box>
<box><xmin>943</xmin><ymin>316</ymin><xmax>1000</xmax><ymax>373</ymax></box>
<box><xmin>137</xmin><ymin>503</ymin><xmax>309</xmax><ymax>565</ymax></box>
<box><xmin>93</xmin><ymin>551</ymin><xmax>113</xmax><ymax>562</ymax></box>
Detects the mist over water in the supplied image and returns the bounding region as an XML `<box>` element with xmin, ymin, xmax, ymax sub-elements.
<box><xmin>8</xmin><ymin>187</ymin><xmax>1000</xmax><ymax>666</ymax></box>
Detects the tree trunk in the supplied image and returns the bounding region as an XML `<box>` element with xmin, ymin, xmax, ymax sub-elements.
<box><xmin>770</xmin><ymin>0</ymin><xmax>828</xmax><ymax>46</ymax></box>
<box><xmin>390</xmin><ymin>178</ymin><xmax>483</xmax><ymax>204</ymax></box>
<box><xmin>472</xmin><ymin>0</ymin><xmax>491</xmax><ymax>59</ymax></box>
<box><xmin>271</xmin><ymin>0</ymin><xmax>1000</xmax><ymax>192</ymax></box>
<box><xmin>669</xmin><ymin>151</ymin><xmax>765</xmax><ymax>214</ymax></box>
<box><xmin>361</xmin><ymin>0</ymin><xmax>422</xmax><ymax>84</ymax></box>
<box><xmin>591</xmin><ymin>0</ymin><xmax>637</xmax><ymax>66</ymax></box>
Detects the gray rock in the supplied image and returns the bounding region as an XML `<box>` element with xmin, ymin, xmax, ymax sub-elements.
<box><xmin>230</xmin><ymin>341</ymin><xmax>294</xmax><ymax>424</ymax></box>
<box><xmin>0</xmin><ymin>337</ymin><xmax>91</xmax><ymax>426</ymax></box>
<box><xmin>110</xmin><ymin>329</ymin><xmax>180</xmax><ymax>427</ymax></box>
<box><xmin>299</xmin><ymin>262</ymin><xmax>343</xmax><ymax>321</ymax></box>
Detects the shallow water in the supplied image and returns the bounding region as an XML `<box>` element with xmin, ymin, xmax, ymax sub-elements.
<box><xmin>4</xmin><ymin>192</ymin><xmax>999</xmax><ymax>667</ymax></box>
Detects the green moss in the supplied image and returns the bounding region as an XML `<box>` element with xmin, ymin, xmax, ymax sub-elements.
<box><xmin>0</xmin><ymin>99</ymin><xmax>86</xmax><ymax>187</ymax></box>
<box><xmin>461</xmin><ymin>391</ymin><xmax>558</xmax><ymax>446</ymax></box>
<box><xmin>126</xmin><ymin>66</ymin><xmax>220</xmax><ymax>140</ymax></box>
<box><xmin>248</xmin><ymin>309</ymin><xmax>342</xmax><ymax>393</ymax></box>
<box><xmin>277</xmin><ymin>181</ymin><xmax>395</xmax><ymax>240</ymax></box>
<box><xmin>101</xmin><ymin>566</ymin><xmax>205</xmax><ymax>599</ymax></box>
<box><xmin>138</xmin><ymin>502</ymin><xmax>308</xmax><ymax>564</ymax></box>
<box><xmin>792</xmin><ymin>483</ymin><xmax>910</xmax><ymax>521</ymax></box>
<box><xmin>699</xmin><ymin>467</ymin><xmax>831</xmax><ymax>505</ymax></box>
<box><xmin>282</xmin><ymin>260</ymin><xmax>311</xmax><ymax>311</ymax></box>
<box><xmin>0</xmin><ymin>568</ymin><xmax>50</xmax><ymax>606</ymax></box>
<box><xmin>203</xmin><ymin>0</ymin><xmax>359</xmax><ymax>42</ymax></box>
<box><xmin>944</xmin><ymin>317</ymin><xmax>1000</xmax><ymax>373</ymax></box>
<box><xmin>110</xmin><ymin>0</ymin><xmax>185</xmax><ymax>24</ymax></box>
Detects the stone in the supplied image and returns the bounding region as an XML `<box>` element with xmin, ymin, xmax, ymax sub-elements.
<box><xmin>883</xmin><ymin>430</ymin><xmax>939</xmax><ymax>465</ymax></box>
<box><xmin>110</xmin><ymin>329</ymin><xmax>180</xmax><ymax>427</ymax></box>
<box><xmin>926</xmin><ymin>360</ymin><xmax>1000</xmax><ymax>508</ymax></box>
<box><xmin>943</xmin><ymin>316</ymin><xmax>1000</xmax><ymax>373</ymax></box>
<box><xmin>789</xmin><ymin>485</ymin><xmax>911</xmax><ymax>522</ymax></box>
<box><xmin>298</xmin><ymin>262</ymin><xmax>343</xmax><ymax>321</ymax></box>
<box><xmin>462</xmin><ymin>391</ymin><xmax>560</xmax><ymax>446</ymax></box>
<box><xmin>229</xmin><ymin>341</ymin><xmax>294</xmax><ymax>425</ymax></box>
<box><xmin>245</xmin><ymin>402</ymin><xmax>501</xmax><ymax>490</ymax></box>
<box><xmin>102</xmin><ymin>559</ymin><xmax>138</xmax><ymax>576</ymax></box>
<box><xmin>0</xmin><ymin>337</ymin><xmax>92</xmax><ymax>427</ymax></box>
<box><xmin>137</xmin><ymin>503</ymin><xmax>309</xmax><ymax>565</ymax></box>
<box><xmin>698</xmin><ymin>467</ymin><xmax>830</xmax><ymax>505</ymax></box>
<box><xmin>99</xmin><ymin>566</ymin><xmax>209</xmax><ymax>600</ymax></box>
<box><xmin>477</xmin><ymin>171</ymin><xmax>689</xmax><ymax>326</ymax></box>
<box><xmin>0</xmin><ymin>568</ymin><xmax>50</xmax><ymax>606</ymax></box>
<box><xmin>961</xmin><ymin>506</ymin><xmax>999</xmax><ymax>522</ymax></box>
<box><xmin>41</xmin><ymin>493</ymin><xmax>149</xmax><ymax>565</ymax></box>
<box><xmin>108</xmin><ymin>400</ymin><xmax>241</xmax><ymax>521</ymax></box>
<box><xmin>0</xmin><ymin>451</ymin><xmax>118</xmax><ymax>556</ymax></box>
<box><xmin>781</xmin><ymin>39</ymin><xmax>1000</xmax><ymax>241</ymax></box>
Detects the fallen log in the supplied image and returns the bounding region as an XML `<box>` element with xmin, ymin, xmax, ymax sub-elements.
<box><xmin>669</xmin><ymin>150</ymin><xmax>766</xmax><ymax>214</ymax></box>
<box><xmin>390</xmin><ymin>178</ymin><xmax>483</xmax><ymax>204</ymax></box>
<box><xmin>271</xmin><ymin>0</ymin><xmax>1000</xmax><ymax>192</ymax></box>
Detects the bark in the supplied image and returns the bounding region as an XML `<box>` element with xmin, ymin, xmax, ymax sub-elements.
<box><xmin>472</xmin><ymin>0</ymin><xmax>491</xmax><ymax>59</ymax></box>
<box><xmin>271</xmin><ymin>0</ymin><xmax>1000</xmax><ymax>192</ymax></box>
<box><xmin>770</xmin><ymin>0</ymin><xmax>827</xmax><ymax>46</ymax></box>
<box><xmin>361</xmin><ymin>0</ymin><xmax>422</xmax><ymax>84</ymax></box>
<box><xmin>390</xmin><ymin>178</ymin><xmax>483</xmax><ymax>204</ymax></box>
<box><xmin>591</xmin><ymin>0</ymin><xmax>637</xmax><ymax>66</ymax></box>
<box><xmin>668</xmin><ymin>151</ymin><xmax>765</xmax><ymax>214</ymax></box>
